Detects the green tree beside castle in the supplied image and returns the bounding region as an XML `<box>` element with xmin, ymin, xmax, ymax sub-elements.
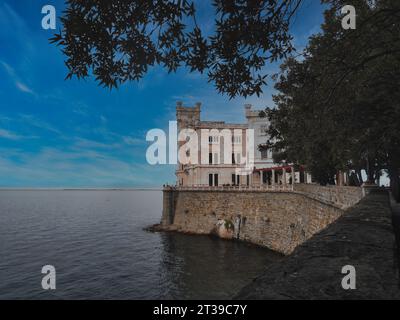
<box><xmin>265</xmin><ymin>0</ymin><xmax>400</xmax><ymax>200</ymax></box>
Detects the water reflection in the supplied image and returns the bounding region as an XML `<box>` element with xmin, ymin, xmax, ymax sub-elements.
<box><xmin>159</xmin><ymin>232</ymin><xmax>282</xmax><ymax>299</ymax></box>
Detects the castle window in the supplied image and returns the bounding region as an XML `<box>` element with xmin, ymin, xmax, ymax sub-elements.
<box><xmin>233</xmin><ymin>153</ymin><xmax>241</xmax><ymax>164</ymax></box>
<box><xmin>209</xmin><ymin>153</ymin><xmax>219</xmax><ymax>164</ymax></box>
<box><xmin>213</xmin><ymin>153</ymin><xmax>219</xmax><ymax>164</ymax></box>
<box><xmin>232</xmin><ymin>135</ymin><xmax>242</xmax><ymax>144</ymax></box>
<box><xmin>261</xmin><ymin>149</ymin><xmax>268</xmax><ymax>159</ymax></box>
<box><xmin>209</xmin><ymin>136</ymin><xmax>219</xmax><ymax>144</ymax></box>
<box><xmin>209</xmin><ymin>173</ymin><xmax>219</xmax><ymax>186</ymax></box>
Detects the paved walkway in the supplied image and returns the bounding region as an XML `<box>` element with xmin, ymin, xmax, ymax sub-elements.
<box><xmin>236</xmin><ymin>190</ymin><xmax>400</xmax><ymax>299</ymax></box>
<box><xmin>390</xmin><ymin>192</ymin><xmax>400</xmax><ymax>272</ymax></box>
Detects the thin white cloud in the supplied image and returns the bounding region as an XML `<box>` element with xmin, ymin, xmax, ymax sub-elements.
<box><xmin>100</xmin><ymin>115</ymin><xmax>108</xmax><ymax>124</ymax></box>
<box><xmin>0</xmin><ymin>2</ymin><xmax>35</xmax><ymax>54</ymax></box>
<box><xmin>0</xmin><ymin>60</ymin><xmax>36</xmax><ymax>96</ymax></box>
<box><xmin>0</xmin><ymin>115</ymin><xmax>12</xmax><ymax>122</ymax></box>
<box><xmin>15</xmin><ymin>81</ymin><xmax>35</xmax><ymax>94</ymax></box>
<box><xmin>77</xmin><ymin>122</ymin><xmax>146</xmax><ymax>148</ymax></box>
<box><xmin>0</xmin><ymin>2</ymin><xmax>27</xmax><ymax>31</ymax></box>
<box><xmin>73</xmin><ymin>137</ymin><xmax>119</xmax><ymax>150</ymax></box>
<box><xmin>0</xmin><ymin>113</ymin><xmax>61</xmax><ymax>139</ymax></box>
<box><xmin>0</xmin><ymin>128</ymin><xmax>20</xmax><ymax>140</ymax></box>
<box><xmin>0</xmin><ymin>128</ymin><xmax>37</xmax><ymax>140</ymax></box>
<box><xmin>0</xmin><ymin>146</ymin><xmax>174</xmax><ymax>187</ymax></box>
<box><xmin>72</xmin><ymin>102</ymin><xmax>90</xmax><ymax>116</ymax></box>
<box><xmin>0</xmin><ymin>60</ymin><xmax>15</xmax><ymax>77</ymax></box>
<box><xmin>18</xmin><ymin>114</ymin><xmax>60</xmax><ymax>134</ymax></box>
<box><xmin>122</xmin><ymin>136</ymin><xmax>143</xmax><ymax>146</ymax></box>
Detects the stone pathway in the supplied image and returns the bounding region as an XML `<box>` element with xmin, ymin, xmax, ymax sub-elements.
<box><xmin>390</xmin><ymin>192</ymin><xmax>400</xmax><ymax>274</ymax></box>
<box><xmin>236</xmin><ymin>190</ymin><xmax>400</xmax><ymax>299</ymax></box>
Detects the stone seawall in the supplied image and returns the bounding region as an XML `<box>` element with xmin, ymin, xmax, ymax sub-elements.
<box><xmin>236</xmin><ymin>190</ymin><xmax>400</xmax><ymax>299</ymax></box>
<box><xmin>294</xmin><ymin>184</ymin><xmax>364</xmax><ymax>210</ymax></box>
<box><xmin>160</xmin><ymin>184</ymin><xmax>365</xmax><ymax>255</ymax></box>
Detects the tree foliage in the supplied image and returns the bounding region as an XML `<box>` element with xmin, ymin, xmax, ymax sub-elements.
<box><xmin>51</xmin><ymin>0</ymin><xmax>302</xmax><ymax>98</ymax></box>
<box><xmin>266</xmin><ymin>0</ymin><xmax>400</xmax><ymax>196</ymax></box>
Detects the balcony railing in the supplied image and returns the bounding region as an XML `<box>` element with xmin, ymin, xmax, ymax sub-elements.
<box><xmin>163</xmin><ymin>184</ymin><xmax>294</xmax><ymax>192</ymax></box>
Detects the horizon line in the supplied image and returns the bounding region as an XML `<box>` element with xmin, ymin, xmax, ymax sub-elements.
<box><xmin>0</xmin><ymin>187</ymin><xmax>164</xmax><ymax>191</ymax></box>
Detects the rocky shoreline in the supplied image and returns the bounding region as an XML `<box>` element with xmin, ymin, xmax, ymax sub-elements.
<box><xmin>145</xmin><ymin>221</ymin><xmax>236</xmax><ymax>239</ymax></box>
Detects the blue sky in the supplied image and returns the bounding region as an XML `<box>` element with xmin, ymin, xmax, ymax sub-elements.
<box><xmin>0</xmin><ymin>0</ymin><xmax>325</xmax><ymax>188</ymax></box>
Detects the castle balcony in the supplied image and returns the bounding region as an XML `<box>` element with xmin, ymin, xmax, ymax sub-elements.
<box><xmin>163</xmin><ymin>184</ymin><xmax>294</xmax><ymax>192</ymax></box>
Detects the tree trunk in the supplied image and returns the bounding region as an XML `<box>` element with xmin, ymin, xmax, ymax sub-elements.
<box><xmin>366</xmin><ymin>157</ymin><xmax>375</xmax><ymax>183</ymax></box>
<box><xmin>356</xmin><ymin>168</ymin><xmax>364</xmax><ymax>185</ymax></box>
<box><xmin>375</xmin><ymin>169</ymin><xmax>382</xmax><ymax>186</ymax></box>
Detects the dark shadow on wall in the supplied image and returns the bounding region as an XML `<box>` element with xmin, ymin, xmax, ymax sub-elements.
<box><xmin>390</xmin><ymin>192</ymin><xmax>400</xmax><ymax>288</ymax></box>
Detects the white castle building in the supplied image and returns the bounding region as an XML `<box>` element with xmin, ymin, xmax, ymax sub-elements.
<box><xmin>175</xmin><ymin>102</ymin><xmax>312</xmax><ymax>187</ymax></box>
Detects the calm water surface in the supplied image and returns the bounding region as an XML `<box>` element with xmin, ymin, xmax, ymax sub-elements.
<box><xmin>0</xmin><ymin>190</ymin><xmax>281</xmax><ymax>299</ymax></box>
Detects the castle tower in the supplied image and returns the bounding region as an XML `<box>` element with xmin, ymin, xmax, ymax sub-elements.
<box><xmin>244</xmin><ymin>103</ymin><xmax>252</xmax><ymax>118</ymax></box>
<box><xmin>176</xmin><ymin>101</ymin><xmax>201</xmax><ymax>131</ymax></box>
<box><xmin>176</xmin><ymin>102</ymin><xmax>201</xmax><ymax>186</ymax></box>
